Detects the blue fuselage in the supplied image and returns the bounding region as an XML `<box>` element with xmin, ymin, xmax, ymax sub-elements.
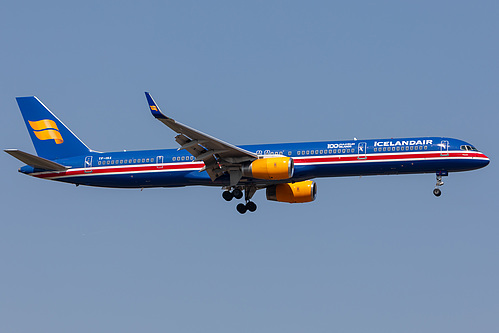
<box><xmin>21</xmin><ymin>137</ymin><xmax>490</xmax><ymax>188</ymax></box>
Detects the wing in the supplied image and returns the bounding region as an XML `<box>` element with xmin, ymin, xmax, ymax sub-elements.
<box><xmin>145</xmin><ymin>92</ymin><xmax>258</xmax><ymax>184</ymax></box>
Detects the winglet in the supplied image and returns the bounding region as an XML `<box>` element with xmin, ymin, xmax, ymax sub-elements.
<box><xmin>145</xmin><ymin>92</ymin><xmax>168</xmax><ymax>119</ymax></box>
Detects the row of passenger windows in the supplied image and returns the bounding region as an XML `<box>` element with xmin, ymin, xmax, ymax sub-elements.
<box><xmin>98</xmin><ymin>158</ymin><xmax>156</xmax><ymax>166</ymax></box>
<box><xmin>172</xmin><ymin>156</ymin><xmax>195</xmax><ymax>161</ymax></box>
<box><xmin>294</xmin><ymin>145</ymin><xmax>428</xmax><ymax>156</ymax></box>
<box><xmin>297</xmin><ymin>149</ymin><xmax>354</xmax><ymax>155</ymax></box>
<box><xmin>96</xmin><ymin>145</ymin><xmax>432</xmax><ymax>166</ymax></box>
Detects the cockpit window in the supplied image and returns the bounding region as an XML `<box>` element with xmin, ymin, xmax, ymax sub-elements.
<box><xmin>460</xmin><ymin>145</ymin><xmax>479</xmax><ymax>152</ymax></box>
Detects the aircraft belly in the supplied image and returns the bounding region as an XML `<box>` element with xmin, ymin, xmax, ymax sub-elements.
<box><xmin>295</xmin><ymin>157</ymin><xmax>484</xmax><ymax>178</ymax></box>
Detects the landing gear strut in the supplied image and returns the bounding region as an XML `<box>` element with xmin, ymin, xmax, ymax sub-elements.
<box><xmin>433</xmin><ymin>171</ymin><xmax>447</xmax><ymax>197</ymax></box>
<box><xmin>222</xmin><ymin>185</ymin><xmax>258</xmax><ymax>214</ymax></box>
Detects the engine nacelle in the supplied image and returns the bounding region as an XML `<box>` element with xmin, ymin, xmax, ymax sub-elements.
<box><xmin>242</xmin><ymin>157</ymin><xmax>294</xmax><ymax>180</ymax></box>
<box><xmin>266</xmin><ymin>180</ymin><xmax>317</xmax><ymax>203</ymax></box>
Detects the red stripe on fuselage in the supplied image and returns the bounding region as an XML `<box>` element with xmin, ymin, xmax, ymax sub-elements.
<box><xmin>294</xmin><ymin>151</ymin><xmax>487</xmax><ymax>164</ymax></box>
<box><xmin>32</xmin><ymin>151</ymin><xmax>487</xmax><ymax>180</ymax></box>
<box><xmin>33</xmin><ymin>162</ymin><xmax>205</xmax><ymax>179</ymax></box>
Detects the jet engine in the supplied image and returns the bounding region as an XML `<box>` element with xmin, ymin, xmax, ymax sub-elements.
<box><xmin>241</xmin><ymin>157</ymin><xmax>294</xmax><ymax>180</ymax></box>
<box><xmin>266</xmin><ymin>180</ymin><xmax>317</xmax><ymax>203</ymax></box>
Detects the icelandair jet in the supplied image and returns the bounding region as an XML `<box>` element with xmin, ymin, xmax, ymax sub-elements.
<box><xmin>5</xmin><ymin>93</ymin><xmax>490</xmax><ymax>214</ymax></box>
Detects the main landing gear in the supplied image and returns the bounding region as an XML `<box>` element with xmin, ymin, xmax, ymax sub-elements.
<box><xmin>222</xmin><ymin>185</ymin><xmax>258</xmax><ymax>214</ymax></box>
<box><xmin>433</xmin><ymin>171</ymin><xmax>447</xmax><ymax>197</ymax></box>
<box><xmin>222</xmin><ymin>188</ymin><xmax>243</xmax><ymax>201</ymax></box>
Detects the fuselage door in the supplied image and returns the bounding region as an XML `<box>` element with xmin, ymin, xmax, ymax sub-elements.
<box><xmin>84</xmin><ymin>156</ymin><xmax>93</xmax><ymax>173</ymax></box>
<box><xmin>156</xmin><ymin>155</ymin><xmax>164</xmax><ymax>169</ymax></box>
<box><xmin>440</xmin><ymin>140</ymin><xmax>449</xmax><ymax>156</ymax></box>
<box><xmin>358</xmin><ymin>142</ymin><xmax>367</xmax><ymax>159</ymax></box>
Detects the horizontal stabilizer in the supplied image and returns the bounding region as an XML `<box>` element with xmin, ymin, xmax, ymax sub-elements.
<box><xmin>4</xmin><ymin>149</ymin><xmax>69</xmax><ymax>171</ymax></box>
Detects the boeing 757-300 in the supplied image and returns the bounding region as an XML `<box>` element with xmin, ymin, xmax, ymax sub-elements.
<box><xmin>5</xmin><ymin>93</ymin><xmax>490</xmax><ymax>213</ymax></box>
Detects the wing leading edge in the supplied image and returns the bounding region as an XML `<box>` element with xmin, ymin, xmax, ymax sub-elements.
<box><xmin>145</xmin><ymin>92</ymin><xmax>258</xmax><ymax>183</ymax></box>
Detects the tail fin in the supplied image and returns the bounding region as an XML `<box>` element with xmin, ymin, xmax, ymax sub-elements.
<box><xmin>16</xmin><ymin>96</ymin><xmax>91</xmax><ymax>160</ymax></box>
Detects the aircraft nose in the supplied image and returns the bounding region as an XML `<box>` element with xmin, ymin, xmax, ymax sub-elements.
<box><xmin>476</xmin><ymin>153</ymin><xmax>490</xmax><ymax>168</ymax></box>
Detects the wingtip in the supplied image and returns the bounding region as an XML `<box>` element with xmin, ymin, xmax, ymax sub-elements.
<box><xmin>145</xmin><ymin>92</ymin><xmax>168</xmax><ymax>119</ymax></box>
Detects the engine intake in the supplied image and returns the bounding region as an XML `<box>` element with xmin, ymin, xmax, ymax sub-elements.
<box><xmin>266</xmin><ymin>180</ymin><xmax>317</xmax><ymax>203</ymax></box>
<box><xmin>242</xmin><ymin>157</ymin><xmax>294</xmax><ymax>180</ymax></box>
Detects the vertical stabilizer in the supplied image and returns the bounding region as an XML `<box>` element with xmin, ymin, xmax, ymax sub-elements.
<box><xmin>16</xmin><ymin>96</ymin><xmax>91</xmax><ymax>160</ymax></box>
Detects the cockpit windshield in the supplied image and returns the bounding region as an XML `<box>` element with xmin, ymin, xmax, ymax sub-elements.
<box><xmin>460</xmin><ymin>145</ymin><xmax>479</xmax><ymax>152</ymax></box>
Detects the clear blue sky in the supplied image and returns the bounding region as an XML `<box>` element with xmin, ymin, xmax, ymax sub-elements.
<box><xmin>1</xmin><ymin>1</ymin><xmax>498</xmax><ymax>332</ymax></box>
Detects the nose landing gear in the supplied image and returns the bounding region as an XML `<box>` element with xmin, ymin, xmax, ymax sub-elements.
<box><xmin>433</xmin><ymin>171</ymin><xmax>447</xmax><ymax>197</ymax></box>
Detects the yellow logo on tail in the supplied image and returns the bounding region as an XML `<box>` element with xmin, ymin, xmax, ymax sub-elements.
<box><xmin>29</xmin><ymin>119</ymin><xmax>64</xmax><ymax>144</ymax></box>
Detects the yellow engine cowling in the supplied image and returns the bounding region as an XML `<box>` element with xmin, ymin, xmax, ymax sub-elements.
<box><xmin>241</xmin><ymin>157</ymin><xmax>294</xmax><ymax>180</ymax></box>
<box><xmin>266</xmin><ymin>180</ymin><xmax>317</xmax><ymax>203</ymax></box>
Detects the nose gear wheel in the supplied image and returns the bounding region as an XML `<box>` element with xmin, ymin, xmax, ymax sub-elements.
<box><xmin>433</xmin><ymin>172</ymin><xmax>446</xmax><ymax>197</ymax></box>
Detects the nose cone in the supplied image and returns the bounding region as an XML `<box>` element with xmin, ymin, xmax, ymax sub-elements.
<box><xmin>475</xmin><ymin>153</ymin><xmax>490</xmax><ymax>169</ymax></box>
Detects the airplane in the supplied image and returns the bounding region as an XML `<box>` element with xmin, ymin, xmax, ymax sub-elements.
<box><xmin>5</xmin><ymin>93</ymin><xmax>490</xmax><ymax>214</ymax></box>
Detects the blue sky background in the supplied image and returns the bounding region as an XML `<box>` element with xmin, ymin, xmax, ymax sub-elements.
<box><xmin>1</xmin><ymin>1</ymin><xmax>498</xmax><ymax>332</ymax></box>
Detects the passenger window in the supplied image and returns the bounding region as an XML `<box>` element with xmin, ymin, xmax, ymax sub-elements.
<box><xmin>98</xmin><ymin>161</ymin><xmax>101</xmax><ymax>165</ymax></box>
<box><xmin>129</xmin><ymin>159</ymin><xmax>132</xmax><ymax>163</ymax></box>
<box><xmin>120</xmin><ymin>160</ymin><xmax>123</xmax><ymax>164</ymax></box>
<box><xmin>111</xmin><ymin>160</ymin><xmax>114</xmax><ymax>165</ymax></box>
<box><xmin>342</xmin><ymin>149</ymin><xmax>346</xmax><ymax>153</ymax></box>
<box><xmin>301</xmin><ymin>151</ymin><xmax>305</xmax><ymax>155</ymax></box>
<box><xmin>396</xmin><ymin>147</ymin><xmax>400</xmax><ymax>151</ymax></box>
<box><xmin>329</xmin><ymin>150</ymin><xmax>332</xmax><ymax>154</ymax></box>
<box><xmin>424</xmin><ymin>146</ymin><xmax>428</xmax><ymax>150</ymax></box>
<box><xmin>306</xmin><ymin>151</ymin><xmax>310</xmax><ymax>155</ymax></box>
<box><xmin>333</xmin><ymin>149</ymin><xmax>337</xmax><ymax>154</ymax></box>
<box><xmin>297</xmin><ymin>151</ymin><xmax>301</xmax><ymax>155</ymax></box>
<box><xmin>320</xmin><ymin>150</ymin><xmax>323</xmax><ymax>154</ymax></box>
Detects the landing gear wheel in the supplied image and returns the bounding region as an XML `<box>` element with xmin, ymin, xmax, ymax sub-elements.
<box><xmin>236</xmin><ymin>203</ymin><xmax>247</xmax><ymax>214</ymax></box>
<box><xmin>222</xmin><ymin>190</ymin><xmax>234</xmax><ymax>201</ymax></box>
<box><xmin>246</xmin><ymin>201</ymin><xmax>257</xmax><ymax>212</ymax></box>
<box><xmin>233</xmin><ymin>188</ymin><xmax>243</xmax><ymax>199</ymax></box>
<box><xmin>433</xmin><ymin>188</ymin><xmax>442</xmax><ymax>197</ymax></box>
